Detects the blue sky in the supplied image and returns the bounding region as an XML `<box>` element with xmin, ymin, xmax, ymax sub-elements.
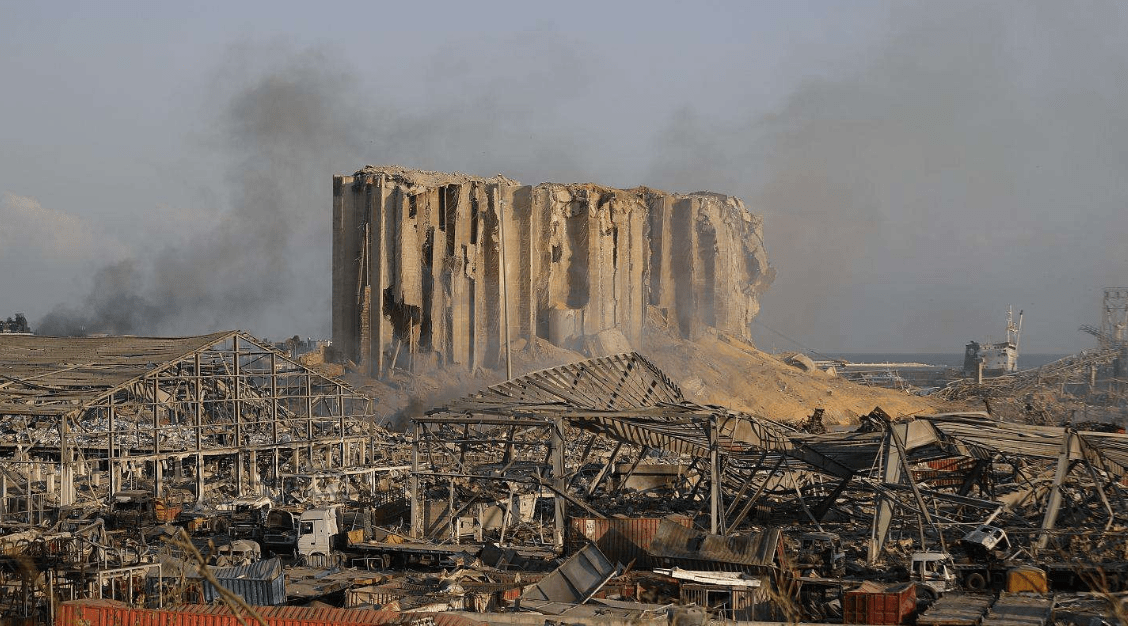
<box><xmin>2</xmin><ymin>1</ymin><xmax>1126</xmax><ymax>353</ymax></box>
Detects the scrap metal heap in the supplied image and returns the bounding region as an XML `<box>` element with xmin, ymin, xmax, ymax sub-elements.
<box><xmin>405</xmin><ymin>353</ymin><xmax>1128</xmax><ymax>620</ymax></box>
<box><xmin>6</xmin><ymin>344</ymin><xmax>1128</xmax><ymax>623</ymax></box>
<box><xmin>414</xmin><ymin>354</ymin><xmax>1128</xmax><ymax>549</ymax></box>
<box><xmin>0</xmin><ymin>331</ymin><xmax>413</xmax><ymax>621</ymax></box>
<box><xmin>939</xmin><ymin>347</ymin><xmax>1125</xmax><ymax>402</ymax></box>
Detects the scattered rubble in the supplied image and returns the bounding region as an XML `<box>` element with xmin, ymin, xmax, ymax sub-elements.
<box><xmin>2</xmin><ymin>334</ymin><xmax>1122</xmax><ymax>625</ymax></box>
<box><xmin>7</xmin><ymin>169</ymin><xmax>1128</xmax><ymax>625</ymax></box>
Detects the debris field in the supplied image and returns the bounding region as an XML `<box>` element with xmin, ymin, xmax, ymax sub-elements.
<box><xmin>1</xmin><ymin>167</ymin><xmax>1126</xmax><ymax>626</ymax></box>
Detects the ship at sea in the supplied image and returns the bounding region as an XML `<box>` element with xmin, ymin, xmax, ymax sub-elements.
<box><xmin>963</xmin><ymin>307</ymin><xmax>1023</xmax><ymax>376</ymax></box>
<box><xmin>812</xmin><ymin>307</ymin><xmax>1028</xmax><ymax>392</ymax></box>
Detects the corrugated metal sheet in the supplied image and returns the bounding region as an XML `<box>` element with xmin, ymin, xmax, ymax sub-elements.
<box><xmin>647</xmin><ymin>519</ymin><xmax>781</xmax><ymax>571</ymax></box>
<box><xmin>0</xmin><ymin>332</ymin><xmax>236</xmax><ymax>416</ymax></box>
<box><xmin>981</xmin><ymin>594</ymin><xmax>1053</xmax><ymax>626</ymax></box>
<box><xmin>347</xmin><ymin>581</ymin><xmax>407</xmax><ymax>608</ymax></box>
<box><xmin>438</xmin><ymin>353</ymin><xmax>684</xmax><ymax>412</ymax></box>
<box><xmin>147</xmin><ymin>557</ymin><xmax>286</xmax><ymax>606</ymax></box>
<box><xmin>567</xmin><ymin>517</ymin><xmax>692</xmax><ymax>569</ymax></box>
<box><xmin>519</xmin><ymin>544</ymin><xmax>618</xmax><ymax>615</ymax></box>
<box><xmin>206</xmin><ymin>558</ymin><xmax>285</xmax><ymax>606</ymax></box>
<box><xmin>56</xmin><ymin>599</ymin><xmax>488</xmax><ymax>626</ymax></box>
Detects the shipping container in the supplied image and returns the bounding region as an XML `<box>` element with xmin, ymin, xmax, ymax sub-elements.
<box><xmin>914</xmin><ymin>459</ymin><xmax>978</xmax><ymax>489</ymax></box>
<box><xmin>567</xmin><ymin>516</ymin><xmax>692</xmax><ymax>569</ymax></box>
<box><xmin>56</xmin><ymin>599</ymin><xmax>487</xmax><ymax>626</ymax></box>
<box><xmin>1006</xmin><ymin>566</ymin><xmax>1048</xmax><ymax>594</ymax></box>
<box><xmin>147</xmin><ymin>557</ymin><xmax>286</xmax><ymax>607</ymax></box>
<box><xmin>843</xmin><ymin>581</ymin><xmax>916</xmax><ymax>625</ymax></box>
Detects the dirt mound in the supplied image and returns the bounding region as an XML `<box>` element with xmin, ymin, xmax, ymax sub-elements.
<box><xmin>638</xmin><ymin>326</ymin><xmax>943</xmax><ymax>425</ymax></box>
<box><xmin>349</xmin><ymin>309</ymin><xmax>947</xmax><ymax>429</ymax></box>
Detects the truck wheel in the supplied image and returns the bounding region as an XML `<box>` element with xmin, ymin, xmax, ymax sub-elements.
<box><xmin>965</xmin><ymin>572</ymin><xmax>987</xmax><ymax>591</ymax></box>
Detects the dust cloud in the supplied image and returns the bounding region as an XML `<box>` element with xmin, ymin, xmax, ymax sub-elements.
<box><xmin>647</xmin><ymin>2</ymin><xmax>1128</xmax><ymax>353</ymax></box>
<box><xmin>35</xmin><ymin>4</ymin><xmax>1128</xmax><ymax>353</ymax></box>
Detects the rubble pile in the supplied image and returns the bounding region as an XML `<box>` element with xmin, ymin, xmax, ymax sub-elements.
<box><xmin>6</xmin><ymin>170</ymin><xmax>1128</xmax><ymax>624</ymax></box>
<box><xmin>940</xmin><ymin>346</ymin><xmax>1128</xmax><ymax>425</ymax></box>
<box><xmin>3</xmin><ymin>333</ymin><xmax>1128</xmax><ymax>624</ymax></box>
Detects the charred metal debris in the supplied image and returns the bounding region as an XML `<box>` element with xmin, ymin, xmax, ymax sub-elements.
<box><xmin>3</xmin><ymin>338</ymin><xmax>1128</xmax><ymax>624</ymax></box>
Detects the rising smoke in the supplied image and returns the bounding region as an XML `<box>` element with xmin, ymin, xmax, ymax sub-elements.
<box><xmin>35</xmin><ymin>4</ymin><xmax>1128</xmax><ymax>353</ymax></box>
<box><xmin>39</xmin><ymin>46</ymin><xmax>369</xmax><ymax>336</ymax></box>
<box><xmin>38</xmin><ymin>31</ymin><xmax>594</xmax><ymax>338</ymax></box>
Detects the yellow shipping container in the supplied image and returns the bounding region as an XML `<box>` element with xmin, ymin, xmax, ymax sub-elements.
<box><xmin>1006</xmin><ymin>566</ymin><xmax>1048</xmax><ymax>594</ymax></box>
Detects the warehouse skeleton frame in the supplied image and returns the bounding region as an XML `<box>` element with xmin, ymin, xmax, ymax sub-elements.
<box><xmin>0</xmin><ymin>331</ymin><xmax>390</xmax><ymax>519</ymax></box>
<box><xmin>409</xmin><ymin>353</ymin><xmax>824</xmax><ymax>547</ymax></box>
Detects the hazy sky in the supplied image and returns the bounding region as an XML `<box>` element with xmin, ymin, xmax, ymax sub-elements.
<box><xmin>2</xmin><ymin>1</ymin><xmax>1126</xmax><ymax>353</ymax></box>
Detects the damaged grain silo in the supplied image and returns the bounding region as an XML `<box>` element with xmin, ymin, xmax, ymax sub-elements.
<box><xmin>332</xmin><ymin>165</ymin><xmax>774</xmax><ymax>376</ymax></box>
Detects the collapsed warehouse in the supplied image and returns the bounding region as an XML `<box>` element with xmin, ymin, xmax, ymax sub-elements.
<box><xmin>382</xmin><ymin>353</ymin><xmax>1128</xmax><ymax>621</ymax></box>
<box><xmin>0</xmin><ymin>331</ymin><xmax>400</xmax><ymax>518</ymax></box>
<box><xmin>412</xmin><ymin>352</ymin><xmax>1128</xmax><ymax>558</ymax></box>
<box><xmin>0</xmin><ymin>331</ymin><xmax>413</xmax><ymax>621</ymax></box>
<box><xmin>6</xmin><ymin>337</ymin><xmax>1128</xmax><ymax>623</ymax></box>
<box><xmin>5</xmin><ymin>165</ymin><xmax>1125</xmax><ymax>624</ymax></box>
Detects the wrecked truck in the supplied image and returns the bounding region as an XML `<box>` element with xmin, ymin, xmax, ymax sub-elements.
<box><xmin>261</xmin><ymin>508</ymin><xmax>302</xmax><ymax>556</ymax></box>
<box><xmin>915</xmin><ymin>525</ymin><xmax>1128</xmax><ymax>593</ymax></box>
<box><xmin>790</xmin><ymin>531</ymin><xmax>846</xmax><ymax>578</ymax></box>
<box><xmin>104</xmin><ymin>490</ymin><xmax>182</xmax><ymax>530</ymax></box>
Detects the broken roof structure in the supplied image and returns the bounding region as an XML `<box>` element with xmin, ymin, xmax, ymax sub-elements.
<box><xmin>0</xmin><ymin>331</ymin><xmax>395</xmax><ymax>518</ymax></box>
<box><xmin>411</xmin><ymin>351</ymin><xmax>1128</xmax><ymax>567</ymax></box>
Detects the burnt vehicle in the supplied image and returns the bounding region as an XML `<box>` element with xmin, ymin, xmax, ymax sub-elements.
<box><xmin>791</xmin><ymin>531</ymin><xmax>846</xmax><ymax>578</ymax></box>
<box><xmin>104</xmin><ymin>490</ymin><xmax>182</xmax><ymax>530</ymax></box>
<box><xmin>229</xmin><ymin>496</ymin><xmax>271</xmax><ymax>540</ymax></box>
<box><xmin>262</xmin><ymin>507</ymin><xmax>302</xmax><ymax>557</ymax></box>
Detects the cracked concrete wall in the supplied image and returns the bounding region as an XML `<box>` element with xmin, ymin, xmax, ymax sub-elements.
<box><xmin>333</xmin><ymin>166</ymin><xmax>773</xmax><ymax>376</ymax></box>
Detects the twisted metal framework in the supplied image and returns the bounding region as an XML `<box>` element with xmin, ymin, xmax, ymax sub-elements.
<box><xmin>0</xmin><ymin>331</ymin><xmax>391</xmax><ymax>521</ymax></box>
<box><xmin>415</xmin><ymin>352</ymin><xmax>1128</xmax><ymax>567</ymax></box>
<box><xmin>412</xmin><ymin>353</ymin><xmax>860</xmax><ymax>545</ymax></box>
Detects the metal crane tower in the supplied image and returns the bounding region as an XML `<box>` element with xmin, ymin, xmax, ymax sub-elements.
<box><xmin>1082</xmin><ymin>289</ymin><xmax>1128</xmax><ymax>350</ymax></box>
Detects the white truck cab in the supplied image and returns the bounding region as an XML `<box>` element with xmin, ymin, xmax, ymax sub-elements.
<box><xmin>911</xmin><ymin>551</ymin><xmax>958</xmax><ymax>595</ymax></box>
<box><xmin>961</xmin><ymin>524</ymin><xmax>1010</xmax><ymax>559</ymax></box>
<box><xmin>297</xmin><ymin>505</ymin><xmax>340</xmax><ymax>562</ymax></box>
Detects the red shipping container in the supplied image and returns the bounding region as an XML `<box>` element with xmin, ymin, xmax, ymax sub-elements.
<box><xmin>843</xmin><ymin>581</ymin><xmax>916</xmax><ymax>625</ymax></box>
<box><xmin>56</xmin><ymin>599</ymin><xmax>488</xmax><ymax>626</ymax></box>
<box><xmin>567</xmin><ymin>516</ymin><xmax>693</xmax><ymax>569</ymax></box>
